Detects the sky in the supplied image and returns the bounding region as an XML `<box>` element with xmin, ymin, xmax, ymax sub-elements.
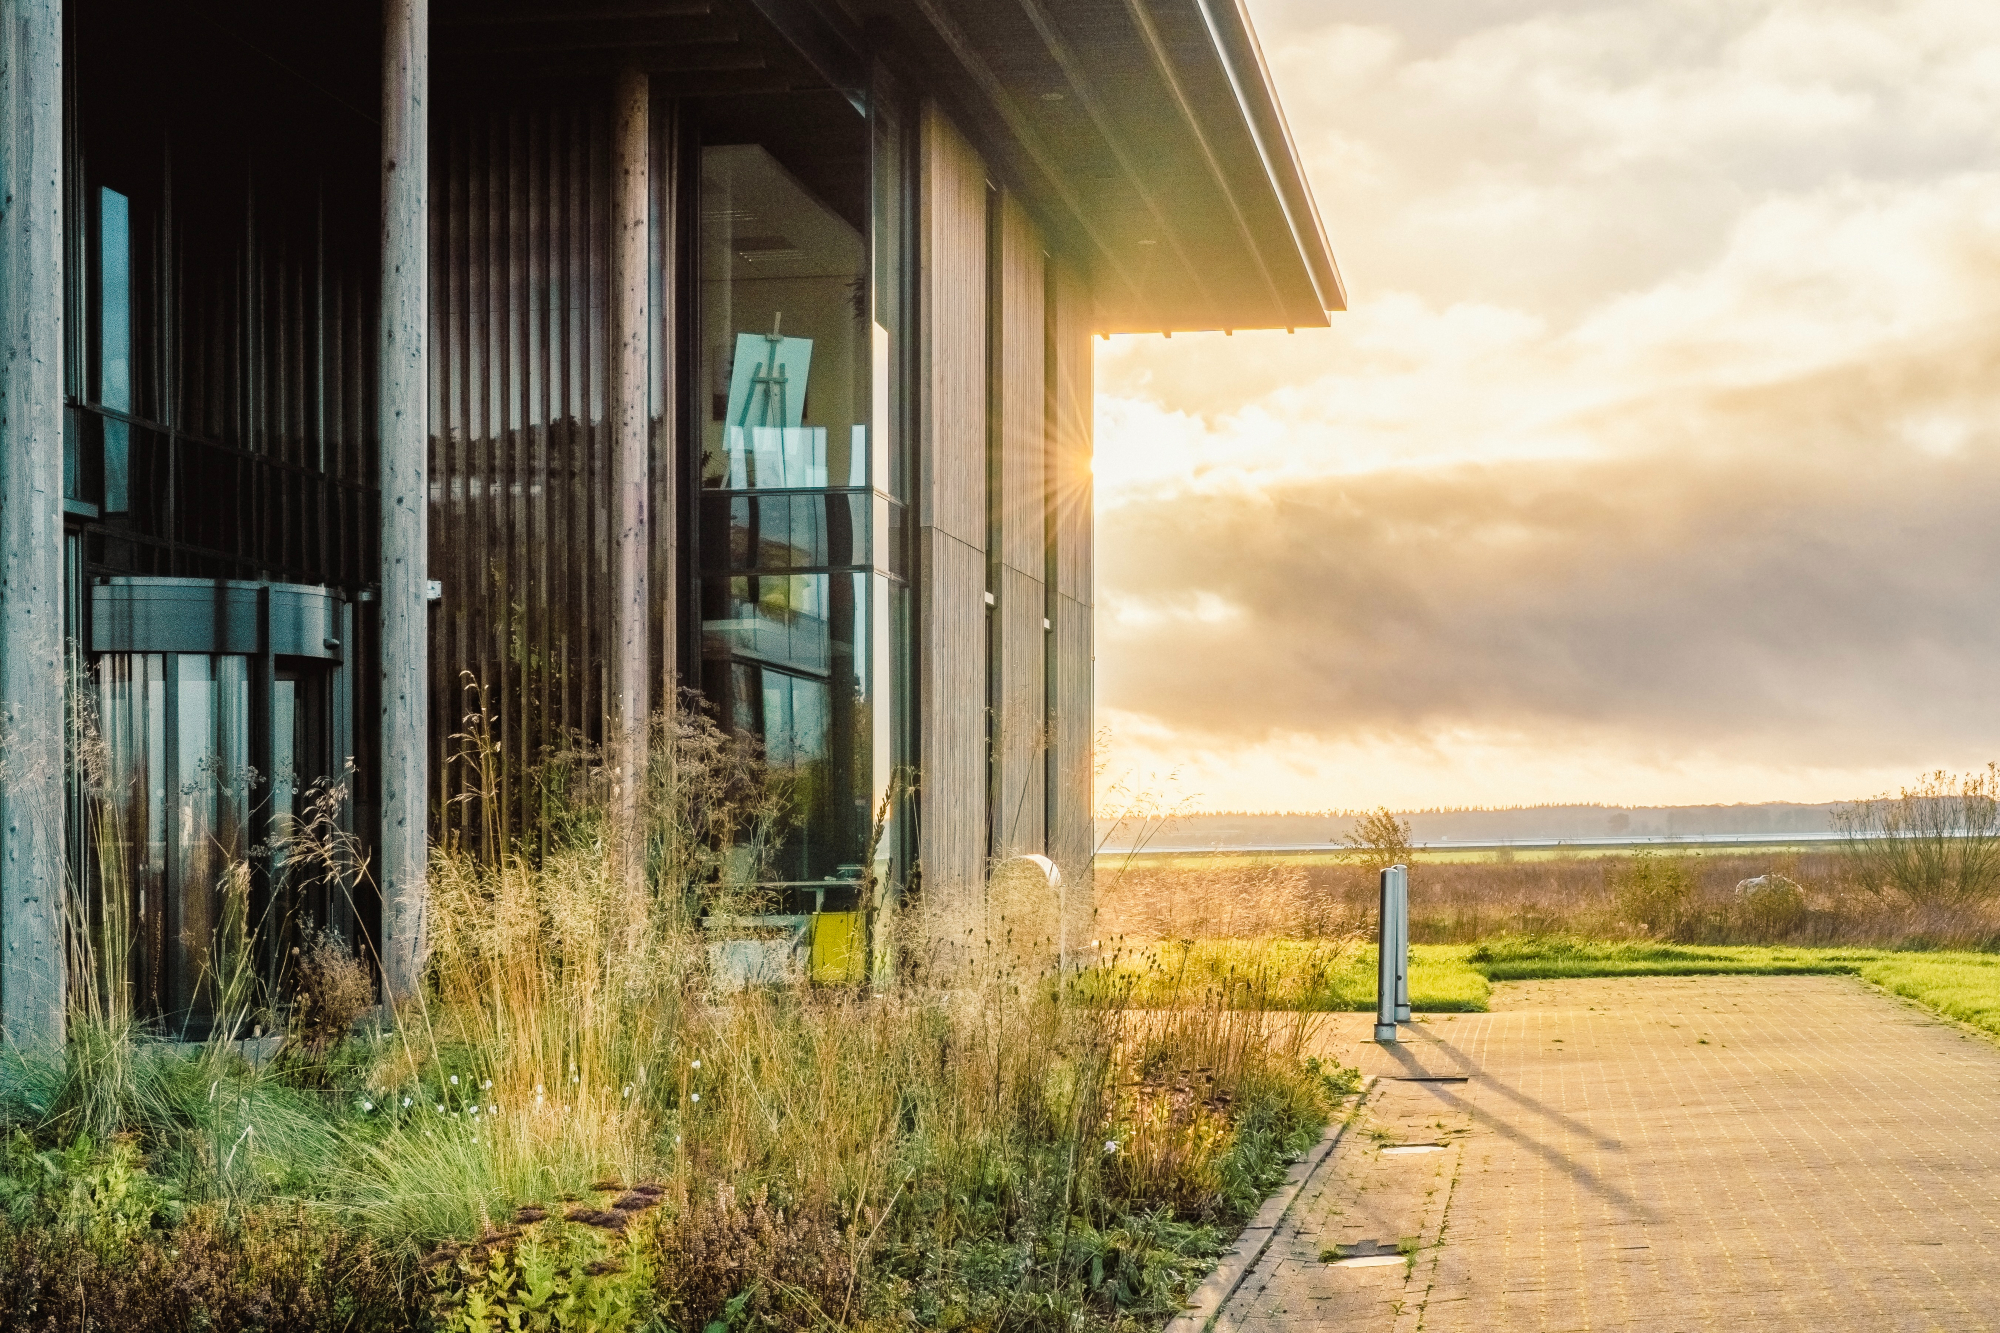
<box><xmin>1093</xmin><ymin>0</ymin><xmax>2000</xmax><ymax>814</ymax></box>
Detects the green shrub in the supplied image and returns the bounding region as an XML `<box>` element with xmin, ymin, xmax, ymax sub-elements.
<box><xmin>1614</xmin><ymin>853</ymin><xmax>1696</xmax><ymax>937</ymax></box>
<box><xmin>0</xmin><ymin>1205</ymin><xmax>418</xmax><ymax>1332</ymax></box>
<box><xmin>431</xmin><ymin>1216</ymin><xmax>655</xmax><ymax>1333</ymax></box>
<box><xmin>1735</xmin><ymin>875</ymin><xmax>1809</xmax><ymax>940</ymax></box>
<box><xmin>0</xmin><ymin>1132</ymin><xmax>180</xmax><ymax>1252</ymax></box>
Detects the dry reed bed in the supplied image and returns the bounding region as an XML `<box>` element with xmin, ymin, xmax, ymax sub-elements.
<box><xmin>1097</xmin><ymin>852</ymin><xmax>2000</xmax><ymax>948</ymax></box>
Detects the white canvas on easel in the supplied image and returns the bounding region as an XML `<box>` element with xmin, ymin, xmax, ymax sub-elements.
<box><xmin>723</xmin><ymin>323</ymin><xmax>822</xmax><ymax>488</ymax></box>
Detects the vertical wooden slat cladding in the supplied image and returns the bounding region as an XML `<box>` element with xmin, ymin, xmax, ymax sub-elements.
<box><xmin>992</xmin><ymin>191</ymin><xmax>1047</xmax><ymax>859</ymax></box>
<box><xmin>1051</xmin><ymin>590</ymin><xmax>1093</xmax><ymax>947</ymax></box>
<box><xmin>917</xmin><ymin>101</ymin><xmax>989</xmax><ymax>929</ymax></box>
<box><xmin>996</xmin><ymin>195</ymin><xmax>1046</xmax><ymax>577</ymax></box>
<box><xmin>919</xmin><ymin>105</ymin><xmax>988</xmax><ymax>548</ymax></box>
<box><xmin>995</xmin><ymin>563</ymin><xmax>1046</xmax><ymax>854</ymax></box>
<box><xmin>1047</xmin><ymin>258</ymin><xmax>1095</xmax><ymax>943</ymax></box>
<box><xmin>919</xmin><ymin>530</ymin><xmax>988</xmax><ymax>925</ymax></box>
<box><xmin>1050</xmin><ymin>259</ymin><xmax>1094</xmax><ymax>605</ymax></box>
<box><xmin>431</xmin><ymin>95</ymin><xmax>662</xmax><ymax>856</ymax></box>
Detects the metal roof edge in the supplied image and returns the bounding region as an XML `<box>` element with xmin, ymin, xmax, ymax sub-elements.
<box><xmin>1193</xmin><ymin>0</ymin><xmax>1345</xmax><ymax>314</ymax></box>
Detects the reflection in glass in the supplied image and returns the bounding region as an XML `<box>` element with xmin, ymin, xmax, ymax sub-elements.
<box><xmin>700</xmin><ymin>133</ymin><xmax>874</xmax><ymax>885</ymax></box>
<box><xmin>96</xmin><ymin>653</ymin><xmax>167</xmax><ymax>1015</ymax></box>
<box><xmin>98</xmin><ymin>187</ymin><xmax>131</xmax><ymax>514</ymax></box>
<box><xmin>700</xmin><ymin>143</ymin><xmax>868</xmax><ymax>493</ymax></box>
<box><xmin>95</xmin><ymin>653</ymin><xmax>255</xmax><ymax>1029</ymax></box>
<box><xmin>271</xmin><ymin>679</ymin><xmax>297</xmax><ymax>884</ymax></box>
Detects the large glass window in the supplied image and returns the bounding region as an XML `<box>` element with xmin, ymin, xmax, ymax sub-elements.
<box><xmin>695</xmin><ymin>87</ymin><xmax>912</xmax><ymax>897</ymax></box>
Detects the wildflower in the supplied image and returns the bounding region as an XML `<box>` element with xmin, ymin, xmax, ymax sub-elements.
<box><xmin>571</xmin><ymin>1074</ymin><xmax>580</xmax><ymax>1084</ymax></box>
<box><xmin>402</xmin><ymin>1096</ymin><xmax>412</xmax><ymax>1108</ymax></box>
<box><xmin>690</xmin><ymin>1059</ymin><xmax>700</xmax><ymax>1070</ymax></box>
<box><xmin>622</xmin><ymin>1086</ymin><xmax>632</xmax><ymax>1099</ymax></box>
<box><xmin>437</xmin><ymin>1104</ymin><xmax>446</xmax><ymax>1114</ymax></box>
<box><xmin>469</xmin><ymin>1106</ymin><xmax>479</xmax><ymax>1117</ymax></box>
<box><xmin>361</xmin><ymin>1100</ymin><xmax>374</xmax><ymax>1112</ymax></box>
<box><xmin>1104</xmin><ymin>1139</ymin><xmax>1120</xmax><ymax>1154</ymax></box>
<box><xmin>482</xmin><ymin>1080</ymin><xmax>492</xmax><ymax>1090</ymax></box>
<box><xmin>690</xmin><ymin>1093</ymin><xmax>700</xmax><ymax>1103</ymax></box>
<box><xmin>450</xmin><ymin>1075</ymin><xmax>459</xmax><ymax>1086</ymax></box>
<box><xmin>487</xmin><ymin>1104</ymin><xmax>497</xmax><ymax>1115</ymax></box>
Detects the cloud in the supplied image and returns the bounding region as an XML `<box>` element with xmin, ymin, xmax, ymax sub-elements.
<box><xmin>1092</xmin><ymin>0</ymin><xmax>2000</xmax><ymax>809</ymax></box>
<box><xmin>1100</xmin><ymin>423</ymin><xmax>2000</xmax><ymax>769</ymax></box>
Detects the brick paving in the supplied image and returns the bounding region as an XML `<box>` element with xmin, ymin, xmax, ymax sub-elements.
<box><xmin>1214</xmin><ymin>975</ymin><xmax>2000</xmax><ymax>1333</ymax></box>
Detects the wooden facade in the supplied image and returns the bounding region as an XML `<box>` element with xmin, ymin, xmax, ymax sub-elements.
<box><xmin>425</xmin><ymin>96</ymin><xmax>681</xmax><ymax>860</ymax></box>
<box><xmin>1</xmin><ymin>0</ymin><xmax>1337</xmax><ymax>1037</ymax></box>
<box><xmin>915</xmin><ymin>105</ymin><xmax>990</xmax><ymax>935</ymax></box>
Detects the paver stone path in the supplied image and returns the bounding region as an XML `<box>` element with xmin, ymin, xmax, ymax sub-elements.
<box><xmin>1210</xmin><ymin>975</ymin><xmax>2000</xmax><ymax>1333</ymax></box>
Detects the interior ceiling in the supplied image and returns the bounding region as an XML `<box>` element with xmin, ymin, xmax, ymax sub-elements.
<box><xmin>428</xmin><ymin>0</ymin><xmax>1340</xmax><ymax>334</ymax></box>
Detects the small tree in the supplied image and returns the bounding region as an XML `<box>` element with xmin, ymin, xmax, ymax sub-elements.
<box><xmin>1342</xmin><ymin>807</ymin><xmax>1413</xmax><ymax>870</ymax></box>
<box><xmin>1835</xmin><ymin>765</ymin><xmax>2000</xmax><ymax>909</ymax></box>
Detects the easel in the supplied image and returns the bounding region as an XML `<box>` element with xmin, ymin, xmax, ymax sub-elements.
<box><xmin>736</xmin><ymin>312</ymin><xmax>790</xmax><ymax>431</ymax></box>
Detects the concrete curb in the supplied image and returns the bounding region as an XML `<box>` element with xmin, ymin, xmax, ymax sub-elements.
<box><xmin>1162</xmin><ymin>1076</ymin><xmax>1376</xmax><ymax>1333</ymax></box>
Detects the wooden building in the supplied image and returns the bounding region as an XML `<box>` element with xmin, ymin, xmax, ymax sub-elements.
<box><xmin>0</xmin><ymin>0</ymin><xmax>1339</xmax><ymax>1041</ymax></box>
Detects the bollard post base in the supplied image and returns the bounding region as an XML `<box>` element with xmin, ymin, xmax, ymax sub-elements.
<box><xmin>1374</xmin><ymin>1023</ymin><xmax>1399</xmax><ymax>1043</ymax></box>
<box><xmin>1394</xmin><ymin>1005</ymin><xmax>1411</xmax><ymax>1023</ymax></box>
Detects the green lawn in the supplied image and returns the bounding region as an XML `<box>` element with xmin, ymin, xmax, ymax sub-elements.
<box><xmin>1442</xmin><ymin>938</ymin><xmax>2000</xmax><ymax>1043</ymax></box>
<box><xmin>1858</xmin><ymin>952</ymin><xmax>2000</xmax><ymax>1036</ymax></box>
<box><xmin>1109</xmin><ymin>937</ymin><xmax>2000</xmax><ymax>1044</ymax></box>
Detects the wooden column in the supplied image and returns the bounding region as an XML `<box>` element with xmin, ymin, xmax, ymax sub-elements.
<box><xmin>610</xmin><ymin>66</ymin><xmax>650</xmax><ymax>867</ymax></box>
<box><xmin>990</xmin><ymin>191</ymin><xmax>1047</xmax><ymax>860</ymax></box>
<box><xmin>1047</xmin><ymin>258</ymin><xmax>1096</xmax><ymax>961</ymax></box>
<box><xmin>916</xmin><ymin>103</ymin><xmax>989</xmax><ymax>962</ymax></box>
<box><xmin>0</xmin><ymin>0</ymin><xmax>67</xmax><ymax>1048</ymax></box>
<box><xmin>378</xmin><ymin>0</ymin><xmax>429</xmax><ymax>1002</ymax></box>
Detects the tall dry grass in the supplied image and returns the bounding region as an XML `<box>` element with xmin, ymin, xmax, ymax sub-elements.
<box><xmin>4</xmin><ymin>687</ymin><xmax>1354</xmax><ymax>1329</ymax></box>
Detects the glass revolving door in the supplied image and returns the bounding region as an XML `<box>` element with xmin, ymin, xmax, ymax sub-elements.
<box><xmin>85</xmin><ymin>579</ymin><xmax>355</xmax><ymax>1036</ymax></box>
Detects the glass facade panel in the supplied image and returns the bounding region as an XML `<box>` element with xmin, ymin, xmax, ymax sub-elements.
<box><xmin>95</xmin><ymin>653</ymin><xmax>167</xmax><ymax>1014</ymax></box>
<box><xmin>693</xmin><ymin>80</ymin><xmax>916</xmax><ymax>900</ymax></box>
<box><xmin>98</xmin><ymin>187</ymin><xmax>132</xmax><ymax>514</ymax></box>
<box><xmin>698</xmin><ymin>113</ymin><xmax>875</xmax><ymax>888</ymax></box>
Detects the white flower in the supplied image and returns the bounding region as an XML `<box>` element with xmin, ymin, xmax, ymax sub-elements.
<box><xmin>1104</xmin><ymin>1139</ymin><xmax>1120</xmax><ymax>1154</ymax></box>
<box><xmin>690</xmin><ymin>1093</ymin><xmax>700</xmax><ymax>1103</ymax></box>
<box><xmin>437</xmin><ymin>1104</ymin><xmax>446</xmax><ymax>1114</ymax></box>
<box><xmin>622</xmin><ymin>1086</ymin><xmax>632</xmax><ymax>1099</ymax></box>
<box><xmin>361</xmin><ymin>1100</ymin><xmax>373</xmax><ymax>1112</ymax></box>
<box><xmin>469</xmin><ymin>1106</ymin><xmax>479</xmax><ymax>1117</ymax></box>
<box><xmin>534</xmin><ymin>1084</ymin><xmax>544</xmax><ymax>1096</ymax></box>
<box><xmin>482</xmin><ymin>1080</ymin><xmax>492</xmax><ymax>1090</ymax></box>
<box><xmin>675</xmin><ymin>1135</ymin><xmax>682</xmax><ymax>1144</ymax></box>
<box><xmin>450</xmin><ymin>1075</ymin><xmax>459</xmax><ymax>1086</ymax></box>
<box><xmin>402</xmin><ymin>1097</ymin><xmax>412</xmax><ymax>1108</ymax></box>
<box><xmin>487</xmin><ymin>1104</ymin><xmax>497</xmax><ymax>1115</ymax></box>
<box><xmin>571</xmin><ymin>1074</ymin><xmax>580</xmax><ymax>1084</ymax></box>
<box><xmin>690</xmin><ymin>1059</ymin><xmax>700</xmax><ymax>1070</ymax></box>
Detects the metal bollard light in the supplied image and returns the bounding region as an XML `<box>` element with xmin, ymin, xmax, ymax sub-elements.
<box><xmin>1391</xmin><ymin>864</ymin><xmax>1411</xmax><ymax>1023</ymax></box>
<box><xmin>1375</xmin><ymin>865</ymin><xmax>1400</xmax><ymax>1042</ymax></box>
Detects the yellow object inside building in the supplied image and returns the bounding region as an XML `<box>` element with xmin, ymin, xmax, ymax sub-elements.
<box><xmin>810</xmin><ymin>911</ymin><xmax>865</xmax><ymax>983</ymax></box>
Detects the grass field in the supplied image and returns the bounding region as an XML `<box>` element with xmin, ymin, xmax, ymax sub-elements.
<box><xmin>1114</xmin><ymin>937</ymin><xmax>2000</xmax><ymax>1043</ymax></box>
